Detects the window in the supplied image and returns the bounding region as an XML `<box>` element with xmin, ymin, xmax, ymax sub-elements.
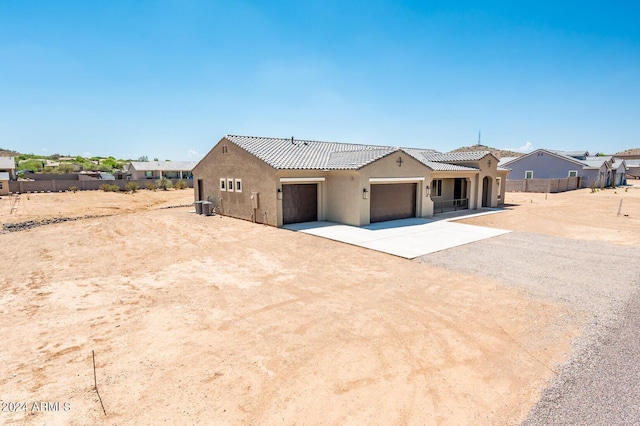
<box><xmin>145</xmin><ymin>171</ymin><xmax>153</xmax><ymax>178</ymax></box>
<box><xmin>222</xmin><ymin>145</ymin><xmax>228</xmax><ymax>153</ymax></box>
<box><xmin>235</xmin><ymin>179</ymin><xmax>242</xmax><ymax>192</ymax></box>
<box><xmin>220</xmin><ymin>178</ymin><xmax>226</xmax><ymax>191</ymax></box>
<box><xmin>496</xmin><ymin>178</ymin><xmax>501</xmax><ymax>199</ymax></box>
<box><xmin>525</xmin><ymin>171</ymin><xmax>533</xmax><ymax>179</ymax></box>
<box><xmin>431</xmin><ymin>179</ymin><xmax>442</xmax><ymax>197</ymax></box>
<box><xmin>568</xmin><ymin>170</ymin><xmax>578</xmax><ymax>177</ymax></box>
<box><xmin>227</xmin><ymin>179</ymin><xmax>234</xmax><ymax>192</ymax></box>
<box><xmin>0</xmin><ymin>182</ymin><xmax>3</xmax><ymax>190</ymax></box>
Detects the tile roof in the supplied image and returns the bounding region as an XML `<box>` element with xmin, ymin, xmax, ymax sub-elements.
<box><xmin>425</xmin><ymin>151</ymin><xmax>492</xmax><ymax>162</ymax></box>
<box><xmin>225</xmin><ymin>135</ymin><xmax>484</xmax><ymax>171</ymax></box>
<box><xmin>401</xmin><ymin>148</ymin><xmax>479</xmax><ymax>171</ymax></box>
<box><xmin>129</xmin><ymin>161</ymin><xmax>198</xmax><ymax>171</ymax></box>
<box><xmin>225</xmin><ymin>135</ymin><xmax>396</xmax><ymax>170</ymax></box>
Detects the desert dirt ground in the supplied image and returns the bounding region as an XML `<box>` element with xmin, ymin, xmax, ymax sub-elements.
<box><xmin>0</xmin><ymin>186</ymin><xmax>637</xmax><ymax>425</ymax></box>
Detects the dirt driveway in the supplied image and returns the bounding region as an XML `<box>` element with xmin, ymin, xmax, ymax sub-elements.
<box><xmin>0</xmin><ymin>187</ymin><xmax>636</xmax><ymax>424</ymax></box>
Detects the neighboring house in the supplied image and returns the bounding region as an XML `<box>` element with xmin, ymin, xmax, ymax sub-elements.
<box><xmin>127</xmin><ymin>161</ymin><xmax>197</xmax><ymax>180</ymax></box>
<box><xmin>0</xmin><ymin>172</ymin><xmax>9</xmax><ymax>195</ymax></box>
<box><xmin>193</xmin><ymin>135</ymin><xmax>509</xmax><ymax>227</ymax></box>
<box><xmin>624</xmin><ymin>159</ymin><xmax>640</xmax><ymax>180</ymax></box>
<box><xmin>0</xmin><ymin>156</ymin><xmax>16</xmax><ymax>180</ymax></box>
<box><xmin>501</xmin><ymin>149</ymin><xmax>626</xmax><ymax>189</ymax></box>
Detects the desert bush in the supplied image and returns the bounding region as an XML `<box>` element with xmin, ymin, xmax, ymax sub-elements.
<box><xmin>156</xmin><ymin>177</ymin><xmax>173</xmax><ymax>191</ymax></box>
<box><xmin>145</xmin><ymin>182</ymin><xmax>157</xmax><ymax>191</ymax></box>
<box><xmin>68</xmin><ymin>186</ymin><xmax>78</xmax><ymax>193</ymax></box>
<box><xmin>55</xmin><ymin>163</ymin><xmax>75</xmax><ymax>174</ymax></box>
<box><xmin>99</xmin><ymin>183</ymin><xmax>120</xmax><ymax>192</ymax></box>
<box><xmin>174</xmin><ymin>180</ymin><xmax>188</xmax><ymax>190</ymax></box>
<box><xmin>125</xmin><ymin>181</ymin><xmax>140</xmax><ymax>193</ymax></box>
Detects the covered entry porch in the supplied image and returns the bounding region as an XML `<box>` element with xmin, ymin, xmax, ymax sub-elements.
<box><xmin>430</xmin><ymin>176</ymin><xmax>473</xmax><ymax>214</ymax></box>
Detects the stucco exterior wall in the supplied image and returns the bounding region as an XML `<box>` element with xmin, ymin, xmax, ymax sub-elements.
<box><xmin>359</xmin><ymin>152</ymin><xmax>433</xmax><ymax>225</ymax></box>
<box><xmin>193</xmin><ymin>138</ymin><xmax>278</xmax><ymax>226</ymax></box>
<box><xmin>0</xmin><ymin>179</ymin><xmax>8</xmax><ymax>195</ymax></box>
<box><xmin>497</xmin><ymin>169</ymin><xmax>509</xmax><ymax>205</ymax></box>
<box><xmin>324</xmin><ymin>171</ymin><xmax>361</xmax><ymax>226</ymax></box>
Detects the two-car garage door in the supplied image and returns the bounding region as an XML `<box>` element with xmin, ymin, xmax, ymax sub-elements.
<box><xmin>282</xmin><ymin>182</ymin><xmax>417</xmax><ymax>225</ymax></box>
<box><xmin>370</xmin><ymin>183</ymin><xmax>417</xmax><ymax>223</ymax></box>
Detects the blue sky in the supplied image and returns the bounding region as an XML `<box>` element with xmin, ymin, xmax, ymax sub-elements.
<box><xmin>1</xmin><ymin>1</ymin><xmax>639</xmax><ymax>160</ymax></box>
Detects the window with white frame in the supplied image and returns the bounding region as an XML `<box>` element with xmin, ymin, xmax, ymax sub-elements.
<box><xmin>227</xmin><ymin>179</ymin><xmax>234</xmax><ymax>192</ymax></box>
<box><xmin>568</xmin><ymin>170</ymin><xmax>578</xmax><ymax>177</ymax></box>
<box><xmin>220</xmin><ymin>178</ymin><xmax>226</xmax><ymax>191</ymax></box>
<box><xmin>525</xmin><ymin>171</ymin><xmax>533</xmax><ymax>179</ymax></box>
<box><xmin>235</xmin><ymin>179</ymin><xmax>242</xmax><ymax>192</ymax></box>
<box><xmin>431</xmin><ymin>179</ymin><xmax>442</xmax><ymax>197</ymax></box>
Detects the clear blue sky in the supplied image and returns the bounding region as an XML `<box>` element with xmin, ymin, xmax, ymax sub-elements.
<box><xmin>1</xmin><ymin>1</ymin><xmax>639</xmax><ymax>160</ymax></box>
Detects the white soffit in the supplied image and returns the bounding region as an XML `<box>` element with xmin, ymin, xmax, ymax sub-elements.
<box><xmin>280</xmin><ymin>177</ymin><xmax>326</xmax><ymax>183</ymax></box>
<box><xmin>369</xmin><ymin>177</ymin><xmax>425</xmax><ymax>183</ymax></box>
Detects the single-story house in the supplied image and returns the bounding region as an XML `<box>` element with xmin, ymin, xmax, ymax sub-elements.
<box><xmin>127</xmin><ymin>161</ymin><xmax>197</xmax><ymax>180</ymax></box>
<box><xmin>624</xmin><ymin>159</ymin><xmax>640</xmax><ymax>180</ymax></box>
<box><xmin>0</xmin><ymin>156</ymin><xmax>16</xmax><ymax>180</ymax></box>
<box><xmin>193</xmin><ymin>135</ymin><xmax>509</xmax><ymax>227</ymax></box>
<box><xmin>0</xmin><ymin>172</ymin><xmax>9</xmax><ymax>195</ymax></box>
<box><xmin>501</xmin><ymin>149</ymin><xmax>626</xmax><ymax>189</ymax></box>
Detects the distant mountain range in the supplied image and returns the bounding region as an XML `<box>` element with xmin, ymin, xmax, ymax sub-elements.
<box><xmin>615</xmin><ymin>148</ymin><xmax>640</xmax><ymax>156</ymax></box>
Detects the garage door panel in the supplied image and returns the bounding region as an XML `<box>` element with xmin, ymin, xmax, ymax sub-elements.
<box><xmin>370</xmin><ymin>183</ymin><xmax>416</xmax><ymax>223</ymax></box>
<box><xmin>283</xmin><ymin>184</ymin><xmax>318</xmax><ymax>225</ymax></box>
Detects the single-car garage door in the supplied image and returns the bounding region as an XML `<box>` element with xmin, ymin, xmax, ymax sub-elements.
<box><xmin>370</xmin><ymin>183</ymin><xmax>417</xmax><ymax>223</ymax></box>
<box><xmin>282</xmin><ymin>184</ymin><xmax>318</xmax><ymax>225</ymax></box>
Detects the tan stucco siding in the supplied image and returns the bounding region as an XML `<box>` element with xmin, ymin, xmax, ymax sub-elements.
<box><xmin>324</xmin><ymin>172</ymin><xmax>361</xmax><ymax>226</ymax></box>
<box><xmin>193</xmin><ymin>138</ymin><xmax>278</xmax><ymax>226</ymax></box>
<box><xmin>497</xmin><ymin>169</ymin><xmax>509</xmax><ymax>205</ymax></box>
<box><xmin>359</xmin><ymin>152</ymin><xmax>433</xmax><ymax>225</ymax></box>
<box><xmin>441</xmin><ymin>154</ymin><xmax>501</xmax><ymax>208</ymax></box>
<box><xmin>0</xmin><ymin>179</ymin><xmax>8</xmax><ymax>196</ymax></box>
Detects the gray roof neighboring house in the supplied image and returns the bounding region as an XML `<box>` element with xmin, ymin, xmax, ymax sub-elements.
<box><xmin>0</xmin><ymin>172</ymin><xmax>10</xmax><ymax>180</ymax></box>
<box><xmin>548</xmin><ymin>150</ymin><xmax>590</xmax><ymax>160</ymax></box>
<box><xmin>498</xmin><ymin>157</ymin><xmax>518</xmax><ymax>167</ymax></box>
<box><xmin>501</xmin><ymin>149</ymin><xmax>587</xmax><ymax>167</ymax></box>
<box><xmin>223</xmin><ymin>135</ymin><xmax>483</xmax><ymax>172</ymax></box>
<box><xmin>129</xmin><ymin>161</ymin><xmax>198</xmax><ymax>171</ymax></box>
<box><xmin>0</xmin><ymin>156</ymin><xmax>16</xmax><ymax>170</ymax></box>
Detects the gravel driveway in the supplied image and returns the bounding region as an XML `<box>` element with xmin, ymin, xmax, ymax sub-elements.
<box><xmin>417</xmin><ymin>231</ymin><xmax>640</xmax><ymax>424</ymax></box>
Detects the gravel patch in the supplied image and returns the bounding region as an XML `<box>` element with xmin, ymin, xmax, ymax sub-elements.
<box><xmin>0</xmin><ymin>215</ymin><xmax>111</xmax><ymax>234</ymax></box>
<box><xmin>417</xmin><ymin>231</ymin><xmax>640</xmax><ymax>424</ymax></box>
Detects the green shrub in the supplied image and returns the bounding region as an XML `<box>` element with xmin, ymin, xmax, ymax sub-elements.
<box><xmin>55</xmin><ymin>163</ymin><xmax>75</xmax><ymax>174</ymax></box>
<box><xmin>156</xmin><ymin>177</ymin><xmax>172</xmax><ymax>191</ymax></box>
<box><xmin>69</xmin><ymin>186</ymin><xmax>78</xmax><ymax>193</ymax></box>
<box><xmin>145</xmin><ymin>182</ymin><xmax>157</xmax><ymax>191</ymax></box>
<box><xmin>99</xmin><ymin>183</ymin><xmax>120</xmax><ymax>192</ymax></box>
<box><xmin>125</xmin><ymin>181</ymin><xmax>140</xmax><ymax>193</ymax></box>
<box><xmin>174</xmin><ymin>180</ymin><xmax>188</xmax><ymax>190</ymax></box>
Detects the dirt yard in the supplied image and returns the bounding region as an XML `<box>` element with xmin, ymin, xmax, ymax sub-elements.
<box><xmin>0</xmin><ymin>186</ymin><xmax>637</xmax><ymax>425</ymax></box>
